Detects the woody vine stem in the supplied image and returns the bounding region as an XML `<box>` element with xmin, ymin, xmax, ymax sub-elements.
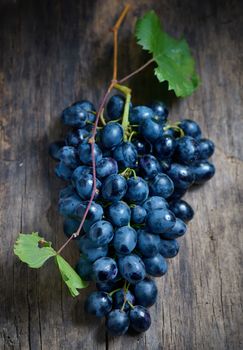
<box><xmin>57</xmin><ymin>4</ymin><xmax>154</xmax><ymax>254</ymax></box>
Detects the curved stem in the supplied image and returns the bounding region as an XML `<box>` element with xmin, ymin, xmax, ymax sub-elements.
<box><xmin>118</xmin><ymin>58</ymin><xmax>154</xmax><ymax>84</ymax></box>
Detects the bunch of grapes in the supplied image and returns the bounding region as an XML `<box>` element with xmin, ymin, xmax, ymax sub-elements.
<box><xmin>49</xmin><ymin>94</ymin><xmax>215</xmax><ymax>336</ymax></box>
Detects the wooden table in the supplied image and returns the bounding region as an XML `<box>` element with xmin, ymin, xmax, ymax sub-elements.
<box><xmin>0</xmin><ymin>0</ymin><xmax>242</xmax><ymax>349</ymax></box>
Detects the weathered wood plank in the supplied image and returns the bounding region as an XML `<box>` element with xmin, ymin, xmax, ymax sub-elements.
<box><xmin>0</xmin><ymin>0</ymin><xmax>242</xmax><ymax>349</ymax></box>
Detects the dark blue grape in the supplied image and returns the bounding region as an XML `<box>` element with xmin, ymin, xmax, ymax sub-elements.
<box><xmin>150</xmin><ymin>101</ymin><xmax>168</xmax><ymax>122</ymax></box>
<box><xmin>87</xmin><ymin>220</ymin><xmax>114</xmax><ymax>246</ymax></box>
<box><xmin>169</xmin><ymin>200</ymin><xmax>194</xmax><ymax>222</ymax></box>
<box><xmin>198</xmin><ymin>138</ymin><xmax>215</xmax><ymax>159</ymax></box>
<box><xmin>84</xmin><ymin>291</ymin><xmax>112</xmax><ymax>318</ymax></box>
<box><xmin>49</xmin><ymin>140</ymin><xmax>66</xmax><ymax>160</ymax></box>
<box><xmin>107</xmin><ymin>201</ymin><xmax>131</xmax><ymax>227</ymax></box>
<box><xmin>79</xmin><ymin>236</ymin><xmax>108</xmax><ymax>262</ymax></box>
<box><xmin>133</xmin><ymin>138</ymin><xmax>151</xmax><ymax>155</ymax></box>
<box><xmin>75</xmin><ymin>201</ymin><xmax>103</xmax><ymax>229</ymax></box>
<box><xmin>113</xmin><ymin>226</ymin><xmax>137</xmax><ymax>255</ymax></box>
<box><xmin>78</xmin><ymin>142</ymin><xmax>102</xmax><ymax>165</ymax></box>
<box><xmin>159</xmin><ymin>159</ymin><xmax>171</xmax><ymax>172</ymax></box>
<box><xmin>129</xmin><ymin>306</ymin><xmax>151</xmax><ymax>332</ymax></box>
<box><xmin>113</xmin><ymin>142</ymin><xmax>138</xmax><ymax>168</ymax></box>
<box><xmin>191</xmin><ymin>161</ymin><xmax>215</xmax><ymax>184</ymax></box>
<box><xmin>166</xmin><ymin>163</ymin><xmax>195</xmax><ymax>189</ymax></box>
<box><xmin>63</xmin><ymin>218</ymin><xmax>80</xmax><ymax>238</ymax></box>
<box><xmin>118</xmin><ymin>254</ymin><xmax>145</xmax><ymax>284</ymax></box>
<box><xmin>140</xmin><ymin>118</ymin><xmax>163</xmax><ymax>143</ymax></box>
<box><xmin>167</xmin><ymin>187</ymin><xmax>187</xmax><ymax>201</ymax></box>
<box><xmin>126</xmin><ymin>177</ymin><xmax>149</xmax><ymax>204</ymax></box>
<box><xmin>106</xmin><ymin>95</ymin><xmax>128</xmax><ymax>121</ymax></box>
<box><xmin>160</xmin><ymin>218</ymin><xmax>187</xmax><ymax>239</ymax></box>
<box><xmin>76</xmin><ymin>100</ymin><xmax>96</xmax><ymax>123</ymax></box>
<box><xmin>71</xmin><ymin>165</ymin><xmax>92</xmax><ymax>186</ymax></box>
<box><xmin>143</xmin><ymin>196</ymin><xmax>169</xmax><ymax>212</ymax></box>
<box><xmin>102</xmin><ymin>174</ymin><xmax>127</xmax><ymax>202</ymax></box>
<box><xmin>113</xmin><ymin>289</ymin><xmax>135</xmax><ymax>311</ymax></box>
<box><xmin>137</xmin><ymin>230</ymin><xmax>160</xmax><ymax>257</ymax></box>
<box><xmin>66</xmin><ymin>128</ymin><xmax>90</xmax><ymax>147</ymax></box>
<box><xmin>146</xmin><ymin>208</ymin><xmax>176</xmax><ymax>234</ymax></box>
<box><xmin>96</xmin><ymin>280</ymin><xmax>118</xmax><ymax>293</ymax></box>
<box><xmin>58</xmin><ymin>194</ymin><xmax>82</xmax><ymax>217</ymax></box>
<box><xmin>139</xmin><ymin>155</ymin><xmax>161</xmax><ymax>180</ymax></box>
<box><xmin>134</xmin><ymin>277</ymin><xmax>158</xmax><ymax>307</ymax></box>
<box><xmin>55</xmin><ymin>162</ymin><xmax>73</xmax><ymax>180</ymax></box>
<box><xmin>179</xmin><ymin>119</ymin><xmax>202</xmax><ymax>139</ymax></box>
<box><xmin>101</xmin><ymin>122</ymin><xmax>123</xmax><ymax>149</ymax></box>
<box><xmin>163</xmin><ymin>127</ymin><xmax>181</xmax><ymax>139</ymax></box>
<box><xmin>159</xmin><ymin>239</ymin><xmax>180</xmax><ymax>258</ymax></box>
<box><xmin>57</xmin><ymin>146</ymin><xmax>79</xmax><ymax>169</ymax></box>
<box><xmin>143</xmin><ymin>253</ymin><xmax>168</xmax><ymax>277</ymax></box>
<box><xmin>96</xmin><ymin>157</ymin><xmax>118</xmax><ymax>179</ymax></box>
<box><xmin>59</xmin><ymin>185</ymin><xmax>75</xmax><ymax>199</ymax></box>
<box><xmin>149</xmin><ymin>173</ymin><xmax>174</xmax><ymax>198</ymax></box>
<box><xmin>75</xmin><ymin>173</ymin><xmax>101</xmax><ymax>200</ymax></box>
<box><xmin>76</xmin><ymin>256</ymin><xmax>93</xmax><ymax>281</ymax></box>
<box><xmin>129</xmin><ymin>106</ymin><xmax>154</xmax><ymax>124</ymax></box>
<box><xmin>175</xmin><ymin>136</ymin><xmax>200</xmax><ymax>165</ymax></box>
<box><xmin>155</xmin><ymin>135</ymin><xmax>176</xmax><ymax>159</ymax></box>
<box><xmin>106</xmin><ymin>310</ymin><xmax>130</xmax><ymax>336</ymax></box>
<box><xmin>131</xmin><ymin>205</ymin><xmax>147</xmax><ymax>224</ymax></box>
<box><xmin>61</xmin><ymin>103</ymin><xmax>87</xmax><ymax>128</ymax></box>
<box><xmin>92</xmin><ymin>257</ymin><xmax>118</xmax><ymax>282</ymax></box>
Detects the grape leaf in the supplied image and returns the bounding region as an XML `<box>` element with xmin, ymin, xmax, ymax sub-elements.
<box><xmin>55</xmin><ymin>255</ymin><xmax>88</xmax><ymax>297</ymax></box>
<box><xmin>14</xmin><ymin>232</ymin><xmax>56</xmax><ymax>268</ymax></box>
<box><xmin>135</xmin><ymin>11</ymin><xmax>200</xmax><ymax>97</ymax></box>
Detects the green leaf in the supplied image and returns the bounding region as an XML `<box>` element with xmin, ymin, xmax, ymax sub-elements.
<box><xmin>14</xmin><ymin>232</ymin><xmax>56</xmax><ymax>268</ymax></box>
<box><xmin>135</xmin><ymin>11</ymin><xmax>200</xmax><ymax>97</ymax></box>
<box><xmin>55</xmin><ymin>255</ymin><xmax>88</xmax><ymax>297</ymax></box>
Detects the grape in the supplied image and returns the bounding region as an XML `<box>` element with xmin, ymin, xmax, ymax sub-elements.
<box><xmin>51</xmin><ymin>94</ymin><xmax>216</xmax><ymax>336</ymax></box>
<box><xmin>134</xmin><ymin>277</ymin><xmax>158</xmax><ymax>307</ymax></box>
<box><xmin>142</xmin><ymin>196</ymin><xmax>169</xmax><ymax>212</ymax></box>
<box><xmin>118</xmin><ymin>254</ymin><xmax>146</xmax><ymax>284</ymax></box>
<box><xmin>78</xmin><ymin>142</ymin><xmax>102</xmax><ymax>165</ymax></box>
<box><xmin>102</xmin><ymin>174</ymin><xmax>127</xmax><ymax>202</ymax></box>
<box><xmin>159</xmin><ymin>238</ymin><xmax>180</xmax><ymax>258</ymax></box>
<box><xmin>150</xmin><ymin>101</ymin><xmax>168</xmax><ymax>122</ymax></box>
<box><xmin>175</xmin><ymin>136</ymin><xmax>200</xmax><ymax>165</ymax></box>
<box><xmin>107</xmin><ymin>201</ymin><xmax>131</xmax><ymax>227</ymax></box>
<box><xmin>146</xmin><ymin>208</ymin><xmax>176</xmax><ymax>234</ymax></box>
<box><xmin>92</xmin><ymin>257</ymin><xmax>118</xmax><ymax>282</ymax></box>
<box><xmin>61</xmin><ymin>103</ymin><xmax>87</xmax><ymax>127</ymax></box>
<box><xmin>140</xmin><ymin>117</ymin><xmax>163</xmax><ymax>143</ymax></box>
<box><xmin>179</xmin><ymin>119</ymin><xmax>202</xmax><ymax>139</ymax></box>
<box><xmin>76</xmin><ymin>256</ymin><xmax>93</xmax><ymax>281</ymax></box>
<box><xmin>191</xmin><ymin>161</ymin><xmax>215</xmax><ymax>184</ymax></box>
<box><xmin>101</xmin><ymin>122</ymin><xmax>123</xmax><ymax>149</ymax></box>
<box><xmin>198</xmin><ymin>138</ymin><xmax>215</xmax><ymax>159</ymax></box>
<box><xmin>113</xmin><ymin>289</ymin><xmax>135</xmax><ymax>311</ymax></box>
<box><xmin>166</xmin><ymin>163</ymin><xmax>195</xmax><ymax>189</ymax></box>
<box><xmin>129</xmin><ymin>306</ymin><xmax>151</xmax><ymax>332</ymax></box>
<box><xmin>131</xmin><ymin>205</ymin><xmax>147</xmax><ymax>224</ymax></box>
<box><xmin>106</xmin><ymin>310</ymin><xmax>130</xmax><ymax>336</ymax></box>
<box><xmin>149</xmin><ymin>173</ymin><xmax>174</xmax><ymax>198</ymax></box>
<box><xmin>155</xmin><ymin>135</ymin><xmax>175</xmax><ymax>159</ymax></box>
<box><xmin>143</xmin><ymin>253</ymin><xmax>168</xmax><ymax>277</ymax></box>
<box><xmin>137</xmin><ymin>230</ymin><xmax>160</xmax><ymax>257</ymax></box>
<box><xmin>129</xmin><ymin>106</ymin><xmax>154</xmax><ymax>124</ymax></box>
<box><xmin>87</xmin><ymin>220</ymin><xmax>114</xmax><ymax>246</ymax></box>
<box><xmin>96</xmin><ymin>157</ymin><xmax>118</xmax><ymax>178</ymax></box>
<box><xmin>84</xmin><ymin>291</ymin><xmax>112</xmax><ymax>317</ymax></box>
<box><xmin>113</xmin><ymin>142</ymin><xmax>138</xmax><ymax>168</ymax></box>
<box><xmin>169</xmin><ymin>199</ymin><xmax>194</xmax><ymax>222</ymax></box>
<box><xmin>49</xmin><ymin>140</ymin><xmax>66</xmax><ymax>160</ymax></box>
<box><xmin>160</xmin><ymin>218</ymin><xmax>187</xmax><ymax>239</ymax></box>
<box><xmin>79</xmin><ymin>236</ymin><xmax>108</xmax><ymax>262</ymax></box>
<box><xmin>125</xmin><ymin>176</ymin><xmax>149</xmax><ymax>204</ymax></box>
<box><xmin>139</xmin><ymin>155</ymin><xmax>161</xmax><ymax>179</ymax></box>
<box><xmin>113</xmin><ymin>226</ymin><xmax>137</xmax><ymax>255</ymax></box>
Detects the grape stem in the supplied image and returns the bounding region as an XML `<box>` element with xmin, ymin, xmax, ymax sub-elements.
<box><xmin>114</xmin><ymin>83</ymin><xmax>131</xmax><ymax>140</ymax></box>
<box><xmin>118</xmin><ymin>58</ymin><xmax>154</xmax><ymax>84</ymax></box>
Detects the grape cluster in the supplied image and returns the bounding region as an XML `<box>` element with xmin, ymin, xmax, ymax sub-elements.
<box><xmin>49</xmin><ymin>95</ymin><xmax>215</xmax><ymax>336</ymax></box>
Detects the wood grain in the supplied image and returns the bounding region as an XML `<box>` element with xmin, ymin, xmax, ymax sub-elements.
<box><xmin>0</xmin><ymin>0</ymin><xmax>242</xmax><ymax>349</ymax></box>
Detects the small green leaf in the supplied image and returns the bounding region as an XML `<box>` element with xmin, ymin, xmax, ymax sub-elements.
<box><xmin>135</xmin><ymin>11</ymin><xmax>200</xmax><ymax>97</ymax></box>
<box><xmin>55</xmin><ymin>255</ymin><xmax>88</xmax><ymax>297</ymax></box>
<box><xmin>14</xmin><ymin>232</ymin><xmax>56</xmax><ymax>268</ymax></box>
